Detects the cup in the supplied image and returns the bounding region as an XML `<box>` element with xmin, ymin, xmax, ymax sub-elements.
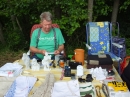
<box><xmin>74</xmin><ymin>49</ymin><xmax>85</xmax><ymax>65</ymax></box>
<box><xmin>55</xmin><ymin>55</ymin><xmax>62</xmax><ymax>66</ymax></box>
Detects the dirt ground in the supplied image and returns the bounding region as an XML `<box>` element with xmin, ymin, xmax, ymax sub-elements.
<box><xmin>0</xmin><ymin>51</ymin><xmax>23</xmax><ymax>67</ymax></box>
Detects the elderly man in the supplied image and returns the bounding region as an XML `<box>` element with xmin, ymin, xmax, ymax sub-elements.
<box><xmin>30</xmin><ymin>12</ymin><xmax>65</xmax><ymax>60</ymax></box>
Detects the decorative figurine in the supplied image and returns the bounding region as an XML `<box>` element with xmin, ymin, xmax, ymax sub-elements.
<box><xmin>31</xmin><ymin>58</ymin><xmax>40</xmax><ymax>71</ymax></box>
<box><xmin>22</xmin><ymin>53</ymin><xmax>27</xmax><ymax>62</ymax></box>
<box><xmin>77</xmin><ymin>65</ymin><xmax>83</xmax><ymax>77</ymax></box>
<box><xmin>42</xmin><ymin>52</ymin><xmax>52</xmax><ymax>71</ymax></box>
<box><xmin>22</xmin><ymin>53</ymin><xmax>30</xmax><ymax>70</ymax></box>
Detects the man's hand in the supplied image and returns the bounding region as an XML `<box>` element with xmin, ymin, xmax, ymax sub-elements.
<box><xmin>54</xmin><ymin>50</ymin><xmax>60</xmax><ymax>55</ymax></box>
<box><xmin>40</xmin><ymin>50</ymin><xmax>46</xmax><ymax>55</ymax></box>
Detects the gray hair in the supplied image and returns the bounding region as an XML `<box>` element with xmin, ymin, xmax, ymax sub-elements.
<box><xmin>40</xmin><ymin>12</ymin><xmax>52</xmax><ymax>22</ymax></box>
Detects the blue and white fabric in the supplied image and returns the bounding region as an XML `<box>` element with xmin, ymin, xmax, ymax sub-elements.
<box><xmin>4</xmin><ymin>76</ymin><xmax>37</xmax><ymax>97</ymax></box>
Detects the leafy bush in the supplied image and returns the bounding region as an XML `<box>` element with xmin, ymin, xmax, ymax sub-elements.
<box><xmin>3</xmin><ymin>26</ymin><xmax>27</xmax><ymax>51</ymax></box>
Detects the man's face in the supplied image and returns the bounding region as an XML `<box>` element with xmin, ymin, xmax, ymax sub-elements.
<box><xmin>41</xmin><ymin>19</ymin><xmax>52</xmax><ymax>32</ymax></box>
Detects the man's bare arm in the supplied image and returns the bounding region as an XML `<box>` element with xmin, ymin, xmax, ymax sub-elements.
<box><xmin>57</xmin><ymin>44</ymin><xmax>64</xmax><ymax>52</ymax></box>
<box><xmin>30</xmin><ymin>46</ymin><xmax>46</xmax><ymax>55</ymax></box>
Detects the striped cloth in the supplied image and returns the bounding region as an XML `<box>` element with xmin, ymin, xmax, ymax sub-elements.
<box><xmin>79</xmin><ymin>82</ymin><xmax>95</xmax><ymax>97</ymax></box>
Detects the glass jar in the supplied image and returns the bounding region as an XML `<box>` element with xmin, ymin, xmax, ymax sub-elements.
<box><xmin>60</xmin><ymin>60</ymin><xmax>64</xmax><ymax>68</ymax></box>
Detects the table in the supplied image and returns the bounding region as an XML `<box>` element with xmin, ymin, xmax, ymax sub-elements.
<box><xmin>14</xmin><ymin>59</ymin><xmax>125</xmax><ymax>97</ymax></box>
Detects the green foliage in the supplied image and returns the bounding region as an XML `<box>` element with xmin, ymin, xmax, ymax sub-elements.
<box><xmin>54</xmin><ymin>0</ymin><xmax>113</xmax><ymax>35</ymax></box>
<box><xmin>65</xmin><ymin>30</ymin><xmax>86</xmax><ymax>55</ymax></box>
<box><xmin>53</xmin><ymin>0</ymin><xmax>88</xmax><ymax>36</ymax></box>
<box><xmin>0</xmin><ymin>0</ymin><xmax>115</xmax><ymax>37</ymax></box>
<box><xmin>3</xmin><ymin>24</ymin><xmax>27</xmax><ymax>51</ymax></box>
<box><xmin>120</xmin><ymin>0</ymin><xmax>130</xmax><ymax>11</ymax></box>
<box><xmin>0</xmin><ymin>0</ymin><xmax>130</xmax><ymax>53</ymax></box>
<box><xmin>0</xmin><ymin>43</ymin><xmax>23</xmax><ymax>55</ymax></box>
<box><xmin>125</xmin><ymin>38</ymin><xmax>130</xmax><ymax>55</ymax></box>
<box><xmin>93</xmin><ymin>0</ymin><xmax>111</xmax><ymax>21</ymax></box>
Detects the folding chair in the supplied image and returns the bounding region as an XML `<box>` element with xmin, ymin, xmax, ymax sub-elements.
<box><xmin>30</xmin><ymin>24</ymin><xmax>60</xmax><ymax>37</ymax></box>
<box><xmin>86</xmin><ymin>21</ymin><xmax>123</xmax><ymax>74</ymax></box>
<box><xmin>111</xmin><ymin>22</ymin><xmax>126</xmax><ymax>60</ymax></box>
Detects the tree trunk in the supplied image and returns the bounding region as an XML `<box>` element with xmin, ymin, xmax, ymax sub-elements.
<box><xmin>11</xmin><ymin>15</ymin><xmax>17</xmax><ymax>30</ymax></box>
<box><xmin>88</xmin><ymin>0</ymin><xmax>93</xmax><ymax>22</ymax></box>
<box><xmin>54</xmin><ymin>6</ymin><xmax>61</xmax><ymax>19</ymax></box>
<box><xmin>0</xmin><ymin>22</ymin><xmax>6</xmax><ymax>44</ymax></box>
<box><xmin>111</xmin><ymin>0</ymin><xmax>120</xmax><ymax>22</ymax></box>
<box><xmin>111</xmin><ymin>0</ymin><xmax>120</xmax><ymax>33</ymax></box>
<box><xmin>16</xmin><ymin>16</ymin><xmax>22</xmax><ymax>31</ymax></box>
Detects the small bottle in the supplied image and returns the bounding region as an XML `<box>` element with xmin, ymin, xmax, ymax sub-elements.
<box><xmin>66</xmin><ymin>57</ymin><xmax>71</xmax><ymax>66</ymax></box>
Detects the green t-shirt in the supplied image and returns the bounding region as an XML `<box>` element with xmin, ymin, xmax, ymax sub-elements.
<box><xmin>30</xmin><ymin>28</ymin><xmax>65</xmax><ymax>59</ymax></box>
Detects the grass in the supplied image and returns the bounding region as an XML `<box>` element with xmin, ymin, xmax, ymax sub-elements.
<box><xmin>0</xmin><ymin>45</ymin><xmax>25</xmax><ymax>66</ymax></box>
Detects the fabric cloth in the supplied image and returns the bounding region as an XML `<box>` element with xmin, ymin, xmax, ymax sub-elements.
<box><xmin>88</xmin><ymin>22</ymin><xmax>110</xmax><ymax>53</ymax></box>
<box><xmin>112</xmin><ymin>36</ymin><xmax>126</xmax><ymax>60</ymax></box>
<box><xmin>30</xmin><ymin>73</ymin><xmax>55</xmax><ymax>97</ymax></box>
<box><xmin>79</xmin><ymin>82</ymin><xmax>94</xmax><ymax>97</ymax></box>
<box><xmin>5</xmin><ymin>76</ymin><xmax>37</xmax><ymax>97</ymax></box>
<box><xmin>30</xmin><ymin>28</ymin><xmax>65</xmax><ymax>59</ymax></box>
<box><xmin>89</xmin><ymin>67</ymin><xmax>107</xmax><ymax>81</ymax></box>
<box><xmin>0</xmin><ymin>77</ymin><xmax>16</xmax><ymax>97</ymax></box>
<box><xmin>0</xmin><ymin>63</ymin><xmax>23</xmax><ymax>77</ymax></box>
<box><xmin>51</xmin><ymin>80</ymin><xmax>80</xmax><ymax>97</ymax></box>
